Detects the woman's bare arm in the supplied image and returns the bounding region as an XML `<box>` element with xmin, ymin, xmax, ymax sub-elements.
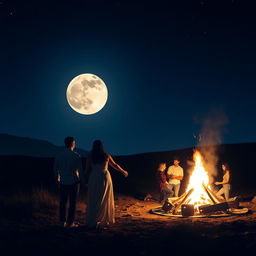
<box><xmin>108</xmin><ymin>155</ymin><xmax>128</xmax><ymax>177</ymax></box>
<box><xmin>215</xmin><ymin>171</ymin><xmax>230</xmax><ymax>185</ymax></box>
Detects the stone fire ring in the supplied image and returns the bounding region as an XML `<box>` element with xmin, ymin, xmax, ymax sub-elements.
<box><xmin>150</xmin><ymin>207</ymin><xmax>249</xmax><ymax>218</ymax></box>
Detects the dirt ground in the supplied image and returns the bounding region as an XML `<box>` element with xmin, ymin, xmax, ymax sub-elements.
<box><xmin>1</xmin><ymin>194</ymin><xmax>256</xmax><ymax>256</ymax></box>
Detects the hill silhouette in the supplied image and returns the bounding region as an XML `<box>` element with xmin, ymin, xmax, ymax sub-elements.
<box><xmin>0</xmin><ymin>134</ymin><xmax>89</xmax><ymax>157</ymax></box>
<box><xmin>0</xmin><ymin>142</ymin><xmax>255</xmax><ymax>197</ymax></box>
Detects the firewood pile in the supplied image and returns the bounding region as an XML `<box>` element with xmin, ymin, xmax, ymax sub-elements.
<box><xmin>159</xmin><ymin>185</ymin><xmax>246</xmax><ymax>217</ymax></box>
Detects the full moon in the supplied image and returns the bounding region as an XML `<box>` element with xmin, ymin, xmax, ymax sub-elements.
<box><xmin>66</xmin><ymin>73</ymin><xmax>108</xmax><ymax>115</ymax></box>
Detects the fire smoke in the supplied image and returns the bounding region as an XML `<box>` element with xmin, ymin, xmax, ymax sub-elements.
<box><xmin>196</xmin><ymin>108</ymin><xmax>228</xmax><ymax>183</ymax></box>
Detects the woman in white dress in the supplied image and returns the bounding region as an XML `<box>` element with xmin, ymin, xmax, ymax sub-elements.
<box><xmin>85</xmin><ymin>140</ymin><xmax>128</xmax><ymax>228</ymax></box>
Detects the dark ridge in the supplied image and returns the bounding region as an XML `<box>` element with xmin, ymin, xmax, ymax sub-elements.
<box><xmin>0</xmin><ymin>133</ymin><xmax>89</xmax><ymax>157</ymax></box>
<box><xmin>0</xmin><ymin>143</ymin><xmax>255</xmax><ymax>198</ymax></box>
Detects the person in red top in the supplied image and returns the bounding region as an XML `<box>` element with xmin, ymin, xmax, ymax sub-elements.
<box><xmin>156</xmin><ymin>162</ymin><xmax>174</xmax><ymax>202</ymax></box>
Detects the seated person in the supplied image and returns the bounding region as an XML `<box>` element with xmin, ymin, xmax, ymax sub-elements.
<box><xmin>156</xmin><ymin>162</ymin><xmax>174</xmax><ymax>203</ymax></box>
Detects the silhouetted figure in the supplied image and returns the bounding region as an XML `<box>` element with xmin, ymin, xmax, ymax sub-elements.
<box><xmin>85</xmin><ymin>140</ymin><xmax>128</xmax><ymax>229</ymax></box>
<box><xmin>167</xmin><ymin>157</ymin><xmax>184</xmax><ymax>197</ymax></box>
<box><xmin>215</xmin><ymin>163</ymin><xmax>231</xmax><ymax>200</ymax></box>
<box><xmin>54</xmin><ymin>136</ymin><xmax>83</xmax><ymax>228</ymax></box>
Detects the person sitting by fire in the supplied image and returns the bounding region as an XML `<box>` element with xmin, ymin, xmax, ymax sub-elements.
<box><xmin>143</xmin><ymin>162</ymin><xmax>173</xmax><ymax>202</ymax></box>
<box><xmin>156</xmin><ymin>162</ymin><xmax>174</xmax><ymax>203</ymax></box>
<box><xmin>167</xmin><ymin>157</ymin><xmax>184</xmax><ymax>197</ymax></box>
<box><xmin>215</xmin><ymin>163</ymin><xmax>231</xmax><ymax>200</ymax></box>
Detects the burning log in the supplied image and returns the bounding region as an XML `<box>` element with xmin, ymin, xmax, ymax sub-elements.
<box><xmin>202</xmin><ymin>184</ymin><xmax>221</xmax><ymax>204</ymax></box>
<box><xmin>198</xmin><ymin>202</ymin><xmax>229</xmax><ymax>214</ymax></box>
<box><xmin>227</xmin><ymin>196</ymin><xmax>239</xmax><ymax>209</ymax></box>
<box><xmin>203</xmin><ymin>184</ymin><xmax>239</xmax><ymax>208</ymax></box>
<box><xmin>172</xmin><ymin>188</ymin><xmax>194</xmax><ymax>214</ymax></box>
<box><xmin>171</xmin><ymin>191</ymin><xmax>189</xmax><ymax>205</ymax></box>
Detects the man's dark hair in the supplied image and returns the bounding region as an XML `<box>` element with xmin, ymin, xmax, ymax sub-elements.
<box><xmin>64</xmin><ymin>136</ymin><xmax>75</xmax><ymax>148</ymax></box>
<box><xmin>173</xmin><ymin>156</ymin><xmax>180</xmax><ymax>161</ymax></box>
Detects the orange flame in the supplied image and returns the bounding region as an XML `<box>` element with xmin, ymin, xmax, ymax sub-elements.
<box><xmin>186</xmin><ymin>150</ymin><xmax>212</xmax><ymax>209</ymax></box>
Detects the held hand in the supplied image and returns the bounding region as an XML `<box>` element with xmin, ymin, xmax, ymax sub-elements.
<box><xmin>123</xmin><ymin>170</ymin><xmax>128</xmax><ymax>177</ymax></box>
<box><xmin>215</xmin><ymin>182</ymin><xmax>220</xmax><ymax>185</ymax></box>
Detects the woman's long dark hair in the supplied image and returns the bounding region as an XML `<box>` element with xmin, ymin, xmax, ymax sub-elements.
<box><xmin>90</xmin><ymin>140</ymin><xmax>108</xmax><ymax>164</ymax></box>
<box><xmin>222</xmin><ymin>163</ymin><xmax>230</xmax><ymax>174</ymax></box>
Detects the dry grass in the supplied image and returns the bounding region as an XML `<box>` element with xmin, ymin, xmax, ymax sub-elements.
<box><xmin>0</xmin><ymin>188</ymin><xmax>58</xmax><ymax>220</ymax></box>
<box><xmin>2</xmin><ymin>188</ymin><xmax>58</xmax><ymax>208</ymax></box>
<box><xmin>0</xmin><ymin>187</ymin><xmax>86</xmax><ymax>223</ymax></box>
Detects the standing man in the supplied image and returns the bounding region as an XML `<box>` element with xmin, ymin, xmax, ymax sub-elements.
<box><xmin>167</xmin><ymin>157</ymin><xmax>184</xmax><ymax>197</ymax></box>
<box><xmin>54</xmin><ymin>136</ymin><xmax>83</xmax><ymax>228</ymax></box>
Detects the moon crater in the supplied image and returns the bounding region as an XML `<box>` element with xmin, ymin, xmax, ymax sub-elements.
<box><xmin>66</xmin><ymin>74</ymin><xmax>108</xmax><ymax>115</ymax></box>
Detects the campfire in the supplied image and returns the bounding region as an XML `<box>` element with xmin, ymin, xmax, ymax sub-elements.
<box><xmin>185</xmin><ymin>150</ymin><xmax>214</xmax><ymax>209</ymax></box>
<box><xmin>155</xmin><ymin>150</ymin><xmax>245</xmax><ymax>217</ymax></box>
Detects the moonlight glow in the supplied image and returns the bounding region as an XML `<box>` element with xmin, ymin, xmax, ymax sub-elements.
<box><xmin>66</xmin><ymin>73</ymin><xmax>108</xmax><ymax>115</ymax></box>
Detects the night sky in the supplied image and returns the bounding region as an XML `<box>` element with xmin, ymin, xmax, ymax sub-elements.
<box><xmin>1</xmin><ymin>0</ymin><xmax>256</xmax><ymax>155</ymax></box>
